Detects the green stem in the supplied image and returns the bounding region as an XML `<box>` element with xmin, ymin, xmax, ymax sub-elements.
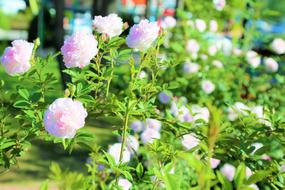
<box><xmin>115</xmin><ymin>101</ymin><xmax>130</xmax><ymax>184</ymax></box>
<box><xmin>106</xmin><ymin>58</ymin><xmax>114</xmax><ymax>97</ymax></box>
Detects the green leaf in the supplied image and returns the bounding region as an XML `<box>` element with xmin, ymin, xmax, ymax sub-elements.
<box><xmin>234</xmin><ymin>163</ymin><xmax>246</xmax><ymax>189</ymax></box>
<box><xmin>246</xmin><ymin>171</ymin><xmax>270</xmax><ymax>185</ymax></box>
<box><xmin>13</xmin><ymin>100</ymin><xmax>31</xmax><ymax>108</ymax></box>
<box><xmin>0</xmin><ymin>141</ymin><xmax>16</xmax><ymax>150</ymax></box>
<box><xmin>39</xmin><ymin>180</ymin><xmax>49</xmax><ymax>190</ymax></box>
<box><xmin>121</xmin><ymin>170</ymin><xmax>133</xmax><ymax>181</ymax></box>
<box><xmin>136</xmin><ymin>163</ymin><xmax>144</xmax><ymax>177</ymax></box>
<box><xmin>18</xmin><ymin>88</ymin><xmax>30</xmax><ymax>100</ymax></box>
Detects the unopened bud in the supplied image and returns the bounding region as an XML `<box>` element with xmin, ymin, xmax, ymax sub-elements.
<box><xmin>101</xmin><ymin>34</ymin><xmax>108</xmax><ymax>41</ymax></box>
<box><xmin>64</xmin><ymin>89</ymin><xmax>70</xmax><ymax>97</ymax></box>
<box><xmin>123</xmin><ymin>22</ymin><xmax>129</xmax><ymax>30</ymax></box>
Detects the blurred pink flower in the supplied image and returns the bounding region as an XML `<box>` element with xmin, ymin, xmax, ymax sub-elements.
<box><xmin>140</xmin><ymin>128</ymin><xmax>160</xmax><ymax>144</ymax></box>
<box><xmin>271</xmin><ymin>38</ymin><xmax>285</xmax><ymax>54</ymax></box>
<box><xmin>213</xmin><ymin>0</ymin><xmax>226</xmax><ymax>11</ymax></box>
<box><xmin>212</xmin><ymin>60</ymin><xmax>223</xmax><ymax>68</ymax></box>
<box><xmin>186</xmin><ymin>39</ymin><xmax>200</xmax><ymax>57</ymax></box>
<box><xmin>209</xmin><ymin>20</ymin><xmax>218</xmax><ymax>32</ymax></box>
<box><xmin>118</xmin><ymin>178</ymin><xmax>132</xmax><ymax>190</ymax></box>
<box><xmin>108</xmin><ymin>143</ymin><xmax>131</xmax><ymax>164</ymax></box>
<box><xmin>246</xmin><ymin>167</ymin><xmax>253</xmax><ymax>179</ymax></box>
<box><xmin>93</xmin><ymin>13</ymin><xmax>123</xmax><ymax>38</ymax></box>
<box><xmin>246</xmin><ymin>51</ymin><xmax>261</xmax><ymax>68</ymax></box>
<box><xmin>208</xmin><ymin>45</ymin><xmax>218</xmax><ymax>56</ymax></box>
<box><xmin>125</xmin><ymin>135</ymin><xmax>139</xmax><ymax>153</ymax></box>
<box><xmin>61</xmin><ymin>31</ymin><xmax>98</xmax><ymax>68</ymax></box>
<box><xmin>126</xmin><ymin>19</ymin><xmax>160</xmax><ymax>51</ymax></box>
<box><xmin>201</xmin><ymin>80</ymin><xmax>215</xmax><ymax>94</ymax></box>
<box><xmin>195</xmin><ymin>19</ymin><xmax>206</xmax><ymax>32</ymax></box>
<box><xmin>130</xmin><ymin>121</ymin><xmax>144</xmax><ymax>133</ymax></box>
<box><xmin>161</xmin><ymin>16</ymin><xmax>176</xmax><ymax>29</ymax></box>
<box><xmin>44</xmin><ymin>98</ymin><xmax>87</xmax><ymax>138</ymax></box>
<box><xmin>220</xmin><ymin>164</ymin><xmax>235</xmax><ymax>181</ymax></box>
<box><xmin>1</xmin><ymin>40</ymin><xmax>34</xmax><ymax>75</ymax></box>
<box><xmin>191</xmin><ymin>105</ymin><xmax>210</xmax><ymax>122</ymax></box>
<box><xmin>183</xmin><ymin>61</ymin><xmax>200</xmax><ymax>74</ymax></box>
<box><xmin>264</xmin><ymin>58</ymin><xmax>278</xmax><ymax>72</ymax></box>
<box><xmin>145</xmin><ymin>118</ymin><xmax>161</xmax><ymax>131</ymax></box>
<box><xmin>181</xmin><ymin>133</ymin><xmax>200</xmax><ymax>150</ymax></box>
<box><xmin>210</xmin><ymin>158</ymin><xmax>221</xmax><ymax>168</ymax></box>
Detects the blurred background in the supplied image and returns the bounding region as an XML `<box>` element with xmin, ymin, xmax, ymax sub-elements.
<box><xmin>0</xmin><ymin>0</ymin><xmax>284</xmax><ymax>189</ymax></box>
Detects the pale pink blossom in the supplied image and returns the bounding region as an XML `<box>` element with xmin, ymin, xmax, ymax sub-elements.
<box><xmin>61</xmin><ymin>31</ymin><xmax>98</xmax><ymax>68</ymax></box>
<box><xmin>271</xmin><ymin>38</ymin><xmax>285</xmax><ymax>54</ymax></box>
<box><xmin>126</xmin><ymin>19</ymin><xmax>160</xmax><ymax>51</ymax></box>
<box><xmin>213</xmin><ymin>0</ymin><xmax>226</xmax><ymax>11</ymax></box>
<box><xmin>44</xmin><ymin>98</ymin><xmax>87</xmax><ymax>138</ymax></box>
<box><xmin>281</xmin><ymin>164</ymin><xmax>285</xmax><ymax>172</ymax></box>
<box><xmin>140</xmin><ymin>128</ymin><xmax>160</xmax><ymax>144</ymax></box>
<box><xmin>264</xmin><ymin>58</ymin><xmax>278</xmax><ymax>72</ymax></box>
<box><xmin>161</xmin><ymin>16</ymin><xmax>176</xmax><ymax>29</ymax></box>
<box><xmin>138</xmin><ymin>70</ymin><xmax>148</xmax><ymax>79</ymax></box>
<box><xmin>195</xmin><ymin>19</ymin><xmax>207</xmax><ymax>32</ymax></box>
<box><xmin>233</xmin><ymin>47</ymin><xmax>242</xmax><ymax>55</ymax></box>
<box><xmin>170</xmin><ymin>103</ymin><xmax>193</xmax><ymax>123</ymax></box>
<box><xmin>210</xmin><ymin>158</ymin><xmax>221</xmax><ymax>168</ymax></box>
<box><xmin>220</xmin><ymin>164</ymin><xmax>236</xmax><ymax>181</ymax></box>
<box><xmin>130</xmin><ymin>121</ymin><xmax>144</xmax><ymax>133</ymax></box>
<box><xmin>201</xmin><ymin>80</ymin><xmax>215</xmax><ymax>94</ymax></box>
<box><xmin>208</xmin><ymin>45</ymin><xmax>218</xmax><ymax>56</ymax></box>
<box><xmin>191</xmin><ymin>105</ymin><xmax>210</xmax><ymax>122</ymax></box>
<box><xmin>186</xmin><ymin>39</ymin><xmax>200</xmax><ymax>55</ymax></box>
<box><xmin>181</xmin><ymin>133</ymin><xmax>200</xmax><ymax>150</ymax></box>
<box><xmin>228</xmin><ymin>102</ymin><xmax>250</xmax><ymax>121</ymax></box>
<box><xmin>118</xmin><ymin>178</ymin><xmax>132</xmax><ymax>190</ymax></box>
<box><xmin>145</xmin><ymin>118</ymin><xmax>161</xmax><ymax>131</ymax></box>
<box><xmin>209</xmin><ymin>20</ymin><xmax>218</xmax><ymax>32</ymax></box>
<box><xmin>108</xmin><ymin>143</ymin><xmax>131</xmax><ymax>164</ymax></box>
<box><xmin>261</xmin><ymin>154</ymin><xmax>271</xmax><ymax>160</ymax></box>
<box><xmin>200</xmin><ymin>54</ymin><xmax>208</xmax><ymax>60</ymax></box>
<box><xmin>1</xmin><ymin>40</ymin><xmax>34</xmax><ymax>75</ymax></box>
<box><xmin>125</xmin><ymin>135</ymin><xmax>139</xmax><ymax>153</ymax></box>
<box><xmin>212</xmin><ymin>60</ymin><xmax>223</xmax><ymax>68</ymax></box>
<box><xmin>246</xmin><ymin>51</ymin><xmax>261</xmax><ymax>68</ymax></box>
<box><xmin>183</xmin><ymin>61</ymin><xmax>200</xmax><ymax>74</ymax></box>
<box><xmin>246</xmin><ymin>167</ymin><xmax>253</xmax><ymax>179</ymax></box>
<box><xmin>93</xmin><ymin>13</ymin><xmax>123</xmax><ymax>38</ymax></box>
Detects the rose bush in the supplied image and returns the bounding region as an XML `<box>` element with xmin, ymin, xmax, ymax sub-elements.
<box><xmin>0</xmin><ymin>0</ymin><xmax>285</xmax><ymax>190</ymax></box>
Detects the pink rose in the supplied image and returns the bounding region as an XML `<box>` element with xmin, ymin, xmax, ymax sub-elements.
<box><xmin>93</xmin><ymin>13</ymin><xmax>123</xmax><ymax>38</ymax></box>
<box><xmin>126</xmin><ymin>19</ymin><xmax>160</xmax><ymax>51</ymax></box>
<box><xmin>61</xmin><ymin>31</ymin><xmax>98</xmax><ymax>68</ymax></box>
<box><xmin>1</xmin><ymin>40</ymin><xmax>34</xmax><ymax>75</ymax></box>
<box><xmin>44</xmin><ymin>98</ymin><xmax>87</xmax><ymax>138</ymax></box>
